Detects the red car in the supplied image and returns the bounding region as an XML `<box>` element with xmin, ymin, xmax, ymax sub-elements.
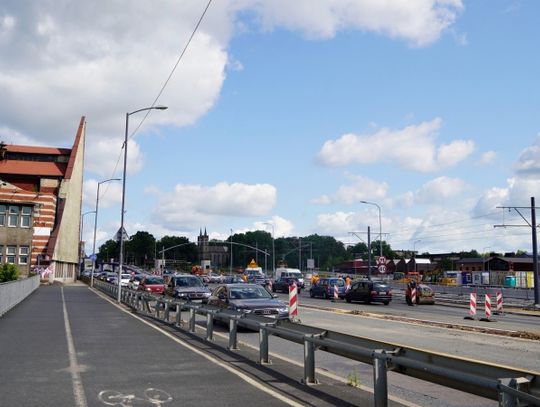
<box><xmin>138</xmin><ymin>276</ymin><xmax>166</xmax><ymax>294</ymax></box>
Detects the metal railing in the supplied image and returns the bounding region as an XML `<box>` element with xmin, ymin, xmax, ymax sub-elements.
<box><xmin>0</xmin><ymin>275</ymin><xmax>40</xmax><ymax>317</ymax></box>
<box><xmin>91</xmin><ymin>279</ymin><xmax>540</xmax><ymax>407</ymax></box>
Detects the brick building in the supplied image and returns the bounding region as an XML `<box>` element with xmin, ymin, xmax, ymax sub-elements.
<box><xmin>0</xmin><ymin>117</ymin><xmax>85</xmax><ymax>282</ymax></box>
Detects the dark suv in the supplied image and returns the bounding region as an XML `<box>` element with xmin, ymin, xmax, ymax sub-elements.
<box><xmin>166</xmin><ymin>274</ymin><xmax>211</xmax><ymax>301</ymax></box>
<box><xmin>272</xmin><ymin>277</ymin><xmax>302</xmax><ymax>294</ymax></box>
<box><xmin>345</xmin><ymin>279</ymin><xmax>392</xmax><ymax>305</ymax></box>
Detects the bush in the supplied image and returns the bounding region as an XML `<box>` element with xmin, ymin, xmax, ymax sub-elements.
<box><xmin>0</xmin><ymin>263</ymin><xmax>19</xmax><ymax>282</ymax></box>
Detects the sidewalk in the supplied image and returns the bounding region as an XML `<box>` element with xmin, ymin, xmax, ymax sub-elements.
<box><xmin>0</xmin><ymin>284</ymin><xmax>405</xmax><ymax>407</ymax></box>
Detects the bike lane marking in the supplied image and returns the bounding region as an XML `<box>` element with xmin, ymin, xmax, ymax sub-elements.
<box><xmin>92</xmin><ymin>288</ymin><xmax>303</xmax><ymax>407</ymax></box>
<box><xmin>61</xmin><ymin>286</ymin><xmax>88</xmax><ymax>407</ymax></box>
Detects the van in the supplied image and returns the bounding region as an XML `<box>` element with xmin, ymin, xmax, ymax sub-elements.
<box><xmin>274</xmin><ymin>268</ymin><xmax>304</xmax><ymax>288</ymax></box>
<box><xmin>244</xmin><ymin>267</ymin><xmax>267</xmax><ymax>285</ymax></box>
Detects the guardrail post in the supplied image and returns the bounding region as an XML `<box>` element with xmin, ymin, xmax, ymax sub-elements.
<box><xmin>303</xmin><ymin>335</ymin><xmax>317</xmax><ymax>384</ymax></box>
<box><xmin>155</xmin><ymin>300</ymin><xmax>161</xmax><ymax>319</ymax></box>
<box><xmin>206</xmin><ymin>312</ymin><xmax>214</xmax><ymax>341</ymax></box>
<box><xmin>259</xmin><ymin>325</ymin><xmax>271</xmax><ymax>364</ymax></box>
<box><xmin>498</xmin><ymin>377</ymin><xmax>531</xmax><ymax>407</ymax></box>
<box><xmin>373</xmin><ymin>350</ymin><xmax>389</xmax><ymax>407</ymax></box>
<box><xmin>175</xmin><ymin>304</ymin><xmax>182</xmax><ymax>327</ymax></box>
<box><xmin>189</xmin><ymin>308</ymin><xmax>196</xmax><ymax>333</ymax></box>
<box><xmin>228</xmin><ymin>317</ymin><xmax>238</xmax><ymax>350</ymax></box>
<box><xmin>164</xmin><ymin>302</ymin><xmax>170</xmax><ymax>322</ymax></box>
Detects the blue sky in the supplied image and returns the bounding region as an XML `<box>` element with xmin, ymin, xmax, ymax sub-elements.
<box><xmin>1</xmin><ymin>1</ymin><xmax>539</xmax><ymax>255</ymax></box>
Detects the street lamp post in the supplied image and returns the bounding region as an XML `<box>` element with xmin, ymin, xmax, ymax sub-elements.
<box><xmin>118</xmin><ymin>105</ymin><xmax>167</xmax><ymax>302</ymax></box>
<box><xmin>360</xmin><ymin>200</ymin><xmax>382</xmax><ymax>258</ymax></box>
<box><xmin>80</xmin><ymin>210</ymin><xmax>96</xmax><ymax>276</ymax></box>
<box><xmin>90</xmin><ymin>178</ymin><xmax>121</xmax><ymax>287</ymax></box>
<box><xmin>263</xmin><ymin>222</ymin><xmax>275</xmax><ymax>278</ymax></box>
<box><xmin>413</xmin><ymin>240</ymin><xmax>421</xmax><ymax>256</ymax></box>
<box><xmin>229</xmin><ymin>229</ymin><xmax>233</xmax><ymax>275</ymax></box>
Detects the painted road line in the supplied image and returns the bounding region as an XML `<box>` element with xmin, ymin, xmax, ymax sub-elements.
<box><xmin>61</xmin><ymin>287</ymin><xmax>88</xmax><ymax>407</ymax></box>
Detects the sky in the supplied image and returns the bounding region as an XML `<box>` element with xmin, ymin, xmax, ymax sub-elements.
<box><xmin>1</xmin><ymin>0</ymin><xmax>539</xmax><ymax>256</ymax></box>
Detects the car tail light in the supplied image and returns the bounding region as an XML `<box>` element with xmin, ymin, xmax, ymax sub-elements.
<box><xmin>370</xmin><ymin>290</ymin><xmax>378</xmax><ymax>296</ymax></box>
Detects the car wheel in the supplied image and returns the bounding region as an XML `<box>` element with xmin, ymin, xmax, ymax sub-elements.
<box><xmin>272</xmin><ymin>286</ymin><xmax>276</xmax><ymax>292</ymax></box>
<box><xmin>324</xmin><ymin>291</ymin><xmax>329</xmax><ymax>299</ymax></box>
<box><xmin>383</xmin><ymin>301</ymin><xmax>389</xmax><ymax>306</ymax></box>
<box><xmin>346</xmin><ymin>297</ymin><xmax>351</xmax><ymax>303</ymax></box>
<box><xmin>309</xmin><ymin>290</ymin><xmax>314</xmax><ymax>298</ymax></box>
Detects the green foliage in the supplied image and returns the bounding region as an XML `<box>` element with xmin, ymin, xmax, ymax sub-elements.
<box><xmin>0</xmin><ymin>263</ymin><xmax>19</xmax><ymax>282</ymax></box>
<box><xmin>125</xmin><ymin>231</ymin><xmax>155</xmax><ymax>266</ymax></box>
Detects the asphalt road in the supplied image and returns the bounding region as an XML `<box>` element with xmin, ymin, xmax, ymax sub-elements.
<box><xmin>1</xmin><ymin>284</ymin><xmax>406</xmax><ymax>407</ymax></box>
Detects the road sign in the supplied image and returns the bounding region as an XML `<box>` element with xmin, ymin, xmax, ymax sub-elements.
<box><xmin>378</xmin><ymin>265</ymin><xmax>387</xmax><ymax>274</ymax></box>
<box><xmin>377</xmin><ymin>256</ymin><xmax>386</xmax><ymax>265</ymax></box>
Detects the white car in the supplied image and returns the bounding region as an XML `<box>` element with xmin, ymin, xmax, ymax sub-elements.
<box><xmin>117</xmin><ymin>273</ymin><xmax>131</xmax><ymax>287</ymax></box>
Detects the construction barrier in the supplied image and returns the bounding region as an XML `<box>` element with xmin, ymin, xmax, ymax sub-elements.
<box><xmin>464</xmin><ymin>292</ymin><xmax>477</xmax><ymax>320</ymax></box>
<box><xmin>333</xmin><ymin>284</ymin><xmax>339</xmax><ymax>301</ymax></box>
<box><xmin>289</xmin><ymin>282</ymin><xmax>298</xmax><ymax>319</ymax></box>
<box><xmin>411</xmin><ymin>287</ymin><xmax>417</xmax><ymax>305</ymax></box>
<box><xmin>480</xmin><ymin>293</ymin><xmax>494</xmax><ymax>322</ymax></box>
<box><xmin>267</xmin><ymin>280</ymin><xmax>273</xmax><ymax>292</ymax></box>
<box><xmin>495</xmin><ymin>291</ymin><xmax>503</xmax><ymax>315</ymax></box>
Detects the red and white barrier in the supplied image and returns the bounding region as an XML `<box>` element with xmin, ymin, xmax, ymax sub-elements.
<box><xmin>495</xmin><ymin>291</ymin><xmax>503</xmax><ymax>314</ymax></box>
<box><xmin>333</xmin><ymin>284</ymin><xmax>339</xmax><ymax>301</ymax></box>
<box><xmin>289</xmin><ymin>282</ymin><xmax>298</xmax><ymax>319</ymax></box>
<box><xmin>484</xmin><ymin>294</ymin><xmax>492</xmax><ymax>319</ymax></box>
<box><xmin>411</xmin><ymin>287</ymin><xmax>417</xmax><ymax>305</ymax></box>
<box><xmin>464</xmin><ymin>292</ymin><xmax>477</xmax><ymax>320</ymax></box>
<box><xmin>267</xmin><ymin>280</ymin><xmax>273</xmax><ymax>292</ymax></box>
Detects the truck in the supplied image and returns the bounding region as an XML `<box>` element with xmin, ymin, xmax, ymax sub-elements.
<box><xmin>274</xmin><ymin>267</ymin><xmax>304</xmax><ymax>288</ymax></box>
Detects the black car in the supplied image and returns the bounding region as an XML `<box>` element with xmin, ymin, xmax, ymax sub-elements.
<box><xmin>207</xmin><ymin>283</ymin><xmax>289</xmax><ymax>320</ymax></box>
<box><xmin>345</xmin><ymin>279</ymin><xmax>392</xmax><ymax>305</ymax></box>
<box><xmin>166</xmin><ymin>274</ymin><xmax>211</xmax><ymax>301</ymax></box>
<box><xmin>272</xmin><ymin>277</ymin><xmax>302</xmax><ymax>294</ymax></box>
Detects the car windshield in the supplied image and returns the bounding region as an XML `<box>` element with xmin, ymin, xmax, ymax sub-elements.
<box><xmin>145</xmin><ymin>277</ymin><xmax>164</xmax><ymax>284</ymax></box>
<box><xmin>329</xmin><ymin>279</ymin><xmax>344</xmax><ymax>286</ymax></box>
<box><xmin>174</xmin><ymin>277</ymin><xmax>203</xmax><ymax>287</ymax></box>
<box><xmin>373</xmin><ymin>283</ymin><xmax>389</xmax><ymax>290</ymax></box>
<box><xmin>121</xmin><ymin>274</ymin><xmax>131</xmax><ymax>279</ymax></box>
<box><xmin>229</xmin><ymin>286</ymin><xmax>272</xmax><ymax>300</ymax></box>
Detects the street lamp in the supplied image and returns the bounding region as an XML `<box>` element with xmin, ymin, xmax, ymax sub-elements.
<box><xmin>413</xmin><ymin>239</ymin><xmax>421</xmax><ymax>256</ymax></box>
<box><xmin>360</xmin><ymin>200</ymin><xmax>382</xmax><ymax>258</ymax></box>
<box><xmin>229</xmin><ymin>229</ymin><xmax>233</xmax><ymax>275</ymax></box>
<box><xmin>263</xmin><ymin>222</ymin><xmax>275</xmax><ymax>278</ymax></box>
<box><xmin>90</xmin><ymin>178</ymin><xmax>121</xmax><ymax>287</ymax></box>
<box><xmin>118</xmin><ymin>105</ymin><xmax>168</xmax><ymax>302</ymax></box>
<box><xmin>80</xmin><ymin>210</ymin><xmax>96</xmax><ymax>275</ymax></box>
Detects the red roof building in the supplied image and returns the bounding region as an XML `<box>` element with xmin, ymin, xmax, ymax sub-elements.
<box><xmin>0</xmin><ymin>117</ymin><xmax>85</xmax><ymax>282</ymax></box>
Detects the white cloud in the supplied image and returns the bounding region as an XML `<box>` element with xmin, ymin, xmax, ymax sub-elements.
<box><xmin>316</xmin><ymin>211</ymin><xmax>359</xmax><ymax>235</ymax></box>
<box><xmin>312</xmin><ymin>174</ymin><xmax>388</xmax><ymax>205</ymax></box>
<box><xmin>82</xmin><ymin>179</ymin><xmax>123</xmax><ymax>209</ymax></box>
<box><xmin>249</xmin><ymin>0</ymin><xmax>464</xmax><ymax>46</ymax></box>
<box><xmin>317</xmin><ymin>118</ymin><xmax>475</xmax><ymax>172</ymax></box>
<box><xmin>150</xmin><ymin>182</ymin><xmax>277</xmax><ymax>230</ymax></box>
<box><xmin>515</xmin><ymin>135</ymin><xmax>540</xmax><ymax>178</ymax></box>
<box><xmin>415</xmin><ymin>176</ymin><xmax>465</xmax><ymax>204</ymax></box>
<box><xmin>479</xmin><ymin>150</ymin><xmax>497</xmax><ymax>165</ymax></box>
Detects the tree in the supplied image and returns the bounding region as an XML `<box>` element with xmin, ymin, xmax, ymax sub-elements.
<box><xmin>0</xmin><ymin>263</ymin><xmax>19</xmax><ymax>282</ymax></box>
<box><xmin>125</xmin><ymin>231</ymin><xmax>155</xmax><ymax>266</ymax></box>
<box><xmin>97</xmin><ymin>239</ymin><xmax>119</xmax><ymax>263</ymax></box>
<box><xmin>157</xmin><ymin>235</ymin><xmax>197</xmax><ymax>266</ymax></box>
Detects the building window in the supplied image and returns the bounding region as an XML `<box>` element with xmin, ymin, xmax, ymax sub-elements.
<box><xmin>0</xmin><ymin>205</ymin><xmax>5</xmax><ymax>226</ymax></box>
<box><xmin>19</xmin><ymin>246</ymin><xmax>29</xmax><ymax>265</ymax></box>
<box><xmin>8</xmin><ymin>206</ymin><xmax>19</xmax><ymax>227</ymax></box>
<box><xmin>21</xmin><ymin>206</ymin><xmax>32</xmax><ymax>228</ymax></box>
<box><xmin>0</xmin><ymin>245</ymin><xmax>3</xmax><ymax>263</ymax></box>
<box><xmin>6</xmin><ymin>246</ymin><xmax>16</xmax><ymax>264</ymax></box>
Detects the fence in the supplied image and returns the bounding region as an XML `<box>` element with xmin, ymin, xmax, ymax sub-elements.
<box><xmin>0</xmin><ymin>275</ymin><xmax>40</xmax><ymax>317</ymax></box>
<box><xmin>91</xmin><ymin>279</ymin><xmax>540</xmax><ymax>407</ymax></box>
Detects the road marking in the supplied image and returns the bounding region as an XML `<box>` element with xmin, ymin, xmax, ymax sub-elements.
<box><xmin>61</xmin><ymin>287</ymin><xmax>88</xmax><ymax>407</ymax></box>
<box><xmin>92</xmin><ymin>289</ymin><xmax>304</xmax><ymax>407</ymax></box>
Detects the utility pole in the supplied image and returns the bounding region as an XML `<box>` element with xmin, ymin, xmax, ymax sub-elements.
<box><xmin>367</xmin><ymin>226</ymin><xmax>371</xmax><ymax>280</ymax></box>
<box><xmin>494</xmin><ymin>196</ymin><xmax>539</xmax><ymax>307</ymax></box>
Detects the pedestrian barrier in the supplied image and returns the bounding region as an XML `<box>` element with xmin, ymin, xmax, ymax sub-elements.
<box><xmin>89</xmin><ymin>279</ymin><xmax>540</xmax><ymax>407</ymax></box>
<box><xmin>495</xmin><ymin>291</ymin><xmax>504</xmax><ymax>315</ymax></box>
<box><xmin>411</xmin><ymin>287</ymin><xmax>417</xmax><ymax>305</ymax></box>
<box><xmin>289</xmin><ymin>282</ymin><xmax>298</xmax><ymax>320</ymax></box>
<box><xmin>464</xmin><ymin>292</ymin><xmax>477</xmax><ymax>320</ymax></box>
<box><xmin>333</xmin><ymin>284</ymin><xmax>338</xmax><ymax>301</ymax></box>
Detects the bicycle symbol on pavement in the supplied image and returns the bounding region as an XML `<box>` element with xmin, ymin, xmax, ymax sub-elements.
<box><xmin>98</xmin><ymin>388</ymin><xmax>172</xmax><ymax>407</ymax></box>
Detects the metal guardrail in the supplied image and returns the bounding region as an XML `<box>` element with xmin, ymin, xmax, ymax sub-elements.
<box><xmin>0</xmin><ymin>275</ymin><xmax>40</xmax><ymax>317</ymax></box>
<box><xmin>90</xmin><ymin>279</ymin><xmax>540</xmax><ymax>407</ymax></box>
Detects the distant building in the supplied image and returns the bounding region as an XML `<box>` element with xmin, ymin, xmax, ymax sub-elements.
<box><xmin>197</xmin><ymin>228</ymin><xmax>229</xmax><ymax>269</ymax></box>
<box><xmin>0</xmin><ymin>118</ymin><xmax>85</xmax><ymax>282</ymax></box>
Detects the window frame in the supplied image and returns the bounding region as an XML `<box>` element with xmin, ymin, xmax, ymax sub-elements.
<box><xmin>18</xmin><ymin>246</ymin><xmax>29</xmax><ymax>265</ymax></box>
<box><xmin>6</xmin><ymin>246</ymin><xmax>16</xmax><ymax>264</ymax></box>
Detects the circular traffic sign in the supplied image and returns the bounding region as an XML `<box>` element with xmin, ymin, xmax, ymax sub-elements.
<box><xmin>377</xmin><ymin>256</ymin><xmax>386</xmax><ymax>265</ymax></box>
<box><xmin>378</xmin><ymin>265</ymin><xmax>387</xmax><ymax>274</ymax></box>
